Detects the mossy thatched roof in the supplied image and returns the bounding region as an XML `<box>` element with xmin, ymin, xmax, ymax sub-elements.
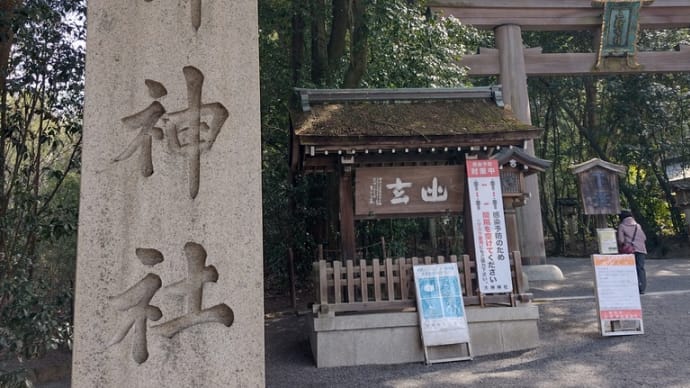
<box><xmin>291</xmin><ymin>99</ymin><xmax>536</xmax><ymax>138</ymax></box>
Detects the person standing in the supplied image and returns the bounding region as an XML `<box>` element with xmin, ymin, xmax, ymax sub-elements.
<box><xmin>617</xmin><ymin>209</ymin><xmax>647</xmax><ymax>294</ymax></box>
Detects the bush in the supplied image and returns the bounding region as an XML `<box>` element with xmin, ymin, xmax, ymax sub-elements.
<box><xmin>0</xmin><ymin>254</ymin><xmax>73</xmax><ymax>361</ymax></box>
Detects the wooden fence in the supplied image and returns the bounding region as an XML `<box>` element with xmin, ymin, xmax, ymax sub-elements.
<box><xmin>312</xmin><ymin>252</ymin><xmax>530</xmax><ymax>315</ymax></box>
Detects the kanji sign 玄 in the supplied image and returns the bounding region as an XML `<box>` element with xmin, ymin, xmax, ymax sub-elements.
<box><xmin>355</xmin><ymin>165</ymin><xmax>465</xmax><ymax>218</ymax></box>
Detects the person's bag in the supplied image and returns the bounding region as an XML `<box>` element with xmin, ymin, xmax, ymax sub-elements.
<box><xmin>619</xmin><ymin>225</ymin><xmax>638</xmax><ymax>254</ymax></box>
<box><xmin>620</xmin><ymin>242</ymin><xmax>635</xmax><ymax>254</ymax></box>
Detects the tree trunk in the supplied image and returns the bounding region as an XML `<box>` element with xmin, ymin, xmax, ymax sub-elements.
<box><xmin>342</xmin><ymin>0</ymin><xmax>368</xmax><ymax>88</ymax></box>
<box><xmin>327</xmin><ymin>0</ymin><xmax>349</xmax><ymax>73</ymax></box>
<box><xmin>289</xmin><ymin>0</ymin><xmax>305</xmax><ymax>106</ymax></box>
<box><xmin>310</xmin><ymin>0</ymin><xmax>328</xmax><ymax>85</ymax></box>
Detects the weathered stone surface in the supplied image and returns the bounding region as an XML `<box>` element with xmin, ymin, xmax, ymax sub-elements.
<box><xmin>72</xmin><ymin>1</ymin><xmax>263</xmax><ymax>386</ymax></box>
<box><xmin>310</xmin><ymin>306</ymin><xmax>539</xmax><ymax>367</ymax></box>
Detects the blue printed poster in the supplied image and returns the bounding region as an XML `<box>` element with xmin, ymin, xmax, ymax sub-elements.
<box><xmin>413</xmin><ymin>263</ymin><xmax>470</xmax><ymax>346</ymax></box>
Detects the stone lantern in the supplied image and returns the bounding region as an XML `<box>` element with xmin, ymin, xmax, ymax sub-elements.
<box><xmin>491</xmin><ymin>147</ymin><xmax>551</xmax><ymax>262</ymax></box>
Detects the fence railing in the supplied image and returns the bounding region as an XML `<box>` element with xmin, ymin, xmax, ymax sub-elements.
<box><xmin>312</xmin><ymin>252</ymin><xmax>530</xmax><ymax>315</ymax></box>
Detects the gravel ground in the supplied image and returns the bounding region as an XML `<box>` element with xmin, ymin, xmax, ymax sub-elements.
<box><xmin>265</xmin><ymin>257</ymin><xmax>690</xmax><ymax>388</ymax></box>
<box><xmin>25</xmin><ymin>257</ymin><xmax>690</xmax><ymax>387</ymax></box>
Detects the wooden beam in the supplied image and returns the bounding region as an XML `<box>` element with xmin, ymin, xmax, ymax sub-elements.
<box><xmin>299</xmin><ymin>132</ymin><xmax>542</xmax><ymax>150</ymax></box>
<box><xmin>429</xmin><ymin>0</ymin><xmax>690</xmax><ymax>31</ymax></box>
<box><xmin>339</xmin><ymin>166</ymin><xmax>356</xmax><ymax>260</ymax></box>
<box><xmin>460</xmin><ymin>45</ymin><xmax>690</xmax><ymax>76</ymax></box>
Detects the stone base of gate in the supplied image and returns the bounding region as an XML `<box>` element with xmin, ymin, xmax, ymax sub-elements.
<box><xmin>308</xmin><ymin>305</ymin><xmax>539</xmax><ymax>368</ymax></box>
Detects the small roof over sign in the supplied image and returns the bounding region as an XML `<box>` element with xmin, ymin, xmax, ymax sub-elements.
<box><xmin>570</xmin><ymin>158</ymin><xmax>627</xmax><ymax>176</ymax></box>
<box><xmin>491</xmin><ymin>147</ymin><xmax>552</xmax><ymax>176</ymax></box>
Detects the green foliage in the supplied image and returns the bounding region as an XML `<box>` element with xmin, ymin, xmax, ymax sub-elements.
<box><xmin>357</xmin><ymin>216</ymin><xmax>463</xmax><ymax>259</ymax></box>
<box><xmin>362</xmin><ymin>1</ymin><xmax>478</xmax><ymax>88</ymax></box>
<box><xmin>0</xmin><ymin>367</ymin><xmax>33</xmax><ymax>388</ymax></box>
<box><xmin>1</xmin><ymin>0</ymin><xmax>84</xmax><ymax>365</ymax></box>
<box><xmin>0</xmin><ymin>254</ymin><xmax>73</xmax><ymax>358</ymax></box>
<box><xmin>1</xmin><ymin>0</ymin><xmax>84</xmax><ymax>258</ymax></box>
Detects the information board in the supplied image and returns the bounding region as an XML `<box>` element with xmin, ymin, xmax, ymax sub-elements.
<box><xmin>466</xmin><ymin>159</ymin><xmax>512</xmax><ymax>293</ymax></box>
<box><xmin>413</xmin><ymin>263</ymin><xmax>470</xmax><ymax>347</ymax></box>
<box><xmin>592</xmin><ymin>254</ymin><xmax>644</xmax><ymax>336</ymax></box>
<box><xmin>596</xmin><ymin>228</ymin><xmax>619</xmax><ymax>254</ymax></box>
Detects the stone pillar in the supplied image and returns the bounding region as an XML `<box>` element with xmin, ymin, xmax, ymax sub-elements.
<box><xmin>495</xmin><ymin>24</ymin><xmax>547</xmax><ymax>264</ymax></box>
<box><xmin>72</xmin><ymin>1</ymin><xmax>264</xmax><ymax>387</ymax></box>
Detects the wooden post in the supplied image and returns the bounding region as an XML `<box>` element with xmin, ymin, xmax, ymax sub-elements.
<box><xmin>503</xmin><ymin>204</ymin><xmax>522</xmax><ymax>264</ymax></box>
<box><xmin>594</xmin><ymin>214</ymin><xmax>608</xmax><ymax>229</ymax></box>
<box><xmin>339</xmin><ymin>165</ymin><xmax>356</xmax><ymax>260</ymax></box>
<box><xmin>288</xmin><ymin>248</ymin><xmax>297</xmax><ymax>310</ymax></box>
<box><xmin>496</xmin><ymin>24</ymin><xmax>547</xmax><ymax>265</ymax></box>
<box><xmin>380</xmin><ymin>236</ymin><xmax>387</xmax><ymax>259</ymax></box>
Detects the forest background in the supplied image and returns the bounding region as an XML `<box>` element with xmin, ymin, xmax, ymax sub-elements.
<box><xmin>1</xmin><ymin>0</ymin><xmax>689</xmax><ymax>383</ymax></box>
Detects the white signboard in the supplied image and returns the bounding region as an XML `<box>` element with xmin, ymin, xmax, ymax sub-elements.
<box><xmin>466</xmin><ymin>159</ymin><xmax>513</xmax><ymax>293</ymax></box>
<box><xmin>596</xmin><ymin>228</ymin><xmax>619</xmax><ymax>254</ymax></box>
<box><xmin>592</xmin><ymin>254</ymin><xmax>644</xmax><ymax>336</ymax></box>
<box><xmin>413</xmin><ymin>264</ymin><xmax>470</xmax><ymax>346</ymax></box>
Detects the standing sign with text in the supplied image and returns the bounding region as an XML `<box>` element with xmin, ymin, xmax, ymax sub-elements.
<box><xmin>466</xmin><ymin>159</ymin><xmax>513</xmax><ymax>293</ymax></box>
<box><xmin>413</xmin><ymin>263</ymin><xmax>470</xmax><ymax>347</ymax></box>
<box><xmin>592</xmin><ymin>254</ymin><xmax>644</xmax><ymax>336</ymax></box>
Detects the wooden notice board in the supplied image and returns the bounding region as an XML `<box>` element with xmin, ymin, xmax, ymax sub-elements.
<box><xmin>577</xmin><ymin>167</ymin><xmax>622</xmax><ymax>215</ymax></box>
<box><xmin>592</xmin><ymin>254</ymin><xmax>644</xmax><ymax>336</ymax></box>
<box><xmin>355</xmin><ymin>165</ymin><xmax>464</xmax><ymax>218</ymax></box>
<box><xmin>413</xmin><ymin>263</ymin><xmax>472</xmax><ymax>364</ymax></box>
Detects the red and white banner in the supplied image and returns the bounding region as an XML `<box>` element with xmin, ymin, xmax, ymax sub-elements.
<box><xmin>466</xmin><ymin>159</ymin><xmax>512</xmax><ymax>293</ymax></box>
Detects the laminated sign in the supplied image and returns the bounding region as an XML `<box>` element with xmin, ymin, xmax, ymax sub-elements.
<box><xmin>413</xmin><ymin>263</ymin><xmax>470</xmax><ymax>346</ymax></box>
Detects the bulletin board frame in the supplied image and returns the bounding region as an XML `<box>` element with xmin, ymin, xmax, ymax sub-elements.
<box><xmin>413</xmin><ymin>263</ymin><xmax>473</xmax><ymax>364</ymax></box>
<box><xmin>592</xmin><ymin>254</ymin><xmax>644</xmax><ymax>336</ymax></box>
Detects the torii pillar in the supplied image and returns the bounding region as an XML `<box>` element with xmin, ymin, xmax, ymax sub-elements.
<box><xmin>495</xmin><ymin>25</ymin><xmax>547</xmax><ymax>264</ymax></box>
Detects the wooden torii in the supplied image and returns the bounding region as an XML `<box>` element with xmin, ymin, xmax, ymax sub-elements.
<box><xmin>429</xmin><ymin>0</ymin><xmax>690</xmax><ymax>264</ymax></box>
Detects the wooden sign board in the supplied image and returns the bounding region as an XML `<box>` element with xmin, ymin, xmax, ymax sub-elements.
<box><xmin>577</xmin><ymin>166</ymin><xmax>622</xmax><ymax>215</ymax></box>
<box><xmin>413</xmin><ymin>263</ymin><xmax>472</xmax><ymax>364</ymax></box>
<box><xmin>355</xmin><ymin>166</ymin><xmax>464</xmax><ymax>218</ymax></box>
<box><xmin>592</xmin><ymin>254</ymin><xmax>644</xmax><ymax>336</ymax></box>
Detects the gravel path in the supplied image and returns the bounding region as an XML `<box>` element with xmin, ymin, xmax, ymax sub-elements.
<box><xmin>266</xmin><ymin>257</ymin><xmax>690</xmax><ymax>388</ymax></box>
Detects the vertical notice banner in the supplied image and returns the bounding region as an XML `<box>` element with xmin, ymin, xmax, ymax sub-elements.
<box><xmin>413</xmin><ymin>264</ymin><xmax>470</xmax><ymax>347</ymax></box>
<box><xmin>466</xmin><ymin>159</ymin><xmax>512</xmax><ymax>293</ymax></box>
<box><xmin>592</xmin><ymin>254</ymin><xmax>644</xmax><ymax>336</ymax></box>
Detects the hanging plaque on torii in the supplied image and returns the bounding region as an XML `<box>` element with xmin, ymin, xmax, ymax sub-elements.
<box><xmin>593</xmin><ymin>0</ymin><xmax>655</xmax><ymax>71</ymax></box>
